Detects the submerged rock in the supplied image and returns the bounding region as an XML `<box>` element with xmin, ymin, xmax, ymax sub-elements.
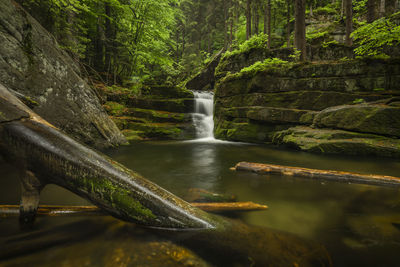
<box><xmin>0</xmin><ymin>1</ymin><xmax>125</xmax><ymax>148</ymax></box>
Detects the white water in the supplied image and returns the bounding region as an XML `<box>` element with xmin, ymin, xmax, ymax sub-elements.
<box><xmin>191</xmin><ymin>91</ymin><xmax>216</xmax><ymax>141</ymax></box>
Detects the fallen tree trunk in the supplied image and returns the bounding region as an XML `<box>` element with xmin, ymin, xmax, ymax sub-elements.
<box><xmin>0</xmin><ymin>202</ymin><xmax>267</xmax><ymax>217</ymax></box>
<box><xmin>232</xmin><ymin>162</ymin><xmax>400</xmax><ymax>187</ymax></box>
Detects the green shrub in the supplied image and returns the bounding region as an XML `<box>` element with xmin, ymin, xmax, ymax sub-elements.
<box><xmin>240</xmin><ymin>58</ymin><xmax>291</xmax><ymax>76</ymax></box>
<box><xmin>313</xmin><ymin>6</ymin><xmax>336</xmax><ymax>16</ymax></box>
<box><xmin>223</xmin><ymin>34</ymin><xmax>269</xmax><ymax>58</ymax></box>
<box><xmin>351</xmin><ymin>13</ymin><xmax>400</xmax><ymax>58</ymax></box>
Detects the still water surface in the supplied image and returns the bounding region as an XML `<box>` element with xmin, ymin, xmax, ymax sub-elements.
<box><xmin>1</xmin><ymin>141</ymin><xmax>400</xmax><ymax>266</ymax></box>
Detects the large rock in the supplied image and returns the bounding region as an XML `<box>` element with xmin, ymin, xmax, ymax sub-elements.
<box><xmin>272</xmin><ymin>126</ymin><xmax>400</xmax><ymax>157</ymax></box>
<box><xmin>313</xmin><ymin>104</ymin><xmax>400</xmax><ymax>137</ymax></box>
<box><xmin>0</xmin><ymin>1</ymin><xmax>125</xmax><ymax>148</ymax></box>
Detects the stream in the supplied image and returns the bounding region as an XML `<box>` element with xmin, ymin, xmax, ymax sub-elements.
<box><xmin>1</xmin><ymin>92</ymin><xmax>400</xmax><ymax>266</ymax></box>
<box><xmin>1</xmin><ymin>141</ymin><xmax>400</xmax><ymax>266</ymax></box>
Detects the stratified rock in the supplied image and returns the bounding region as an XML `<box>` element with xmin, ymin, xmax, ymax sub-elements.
<box><xmin>0</xmin><ymin>1</ymin><xmax>125</xmax><ymax>148</ymax></box>
<box><xmin>313</xmin><ymin>104</ymin><xmax>400</xmax><ymax>137</ymax></box>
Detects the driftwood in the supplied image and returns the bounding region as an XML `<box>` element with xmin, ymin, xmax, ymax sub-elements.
<box><xmin>0</xmin><ymin>202</ymin><xmax>267</xmax><ymax>217</ymax></box>
<box><xmin>192</xmin><ymin>202</ymin><xmax>267</xmax><ymax>212</ymax></box>
<box><xmin>233</xmin><ymin>162</ymin><xmax>400</xmax><ymax>187</ymax></box>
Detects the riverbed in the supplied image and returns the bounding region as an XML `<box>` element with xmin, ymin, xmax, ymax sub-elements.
<box><xmin>1</xmin><ymin>141</ymin><xmax>400</xmax><ymax>266</ymax></box>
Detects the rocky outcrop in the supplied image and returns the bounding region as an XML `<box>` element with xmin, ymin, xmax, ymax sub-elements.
<box><xmin>0</xmin><ymin>1</ymin><xmax>125</xmax><ymax>148</ymax></box>
<box><xmin>313</xmin><ymin>103</ymin><xmax>400</xmax><ymax>137</ymax></box>
<box><xmin>214</xmin><ymin>58</ymin><xmax>400</xmax><ymax>157</ymax></box>
<box><xmin>101</xmin><ymin>86</ymin><xmax>195</xmax><ymax>141</ymax></box>
<box><xmin>186</xmin><ymin>49</ymin><xmax>224</xmax><ymax>91</ymax></box>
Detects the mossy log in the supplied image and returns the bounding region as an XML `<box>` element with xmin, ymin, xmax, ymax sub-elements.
<box><xmin>233</xmin><ymin>162</ymin><xmax>400</xmax><ymax>187</ymax></box>
<box><xmin>0</xmin><ymin>202</ymin><xmax>267</xmax><ymax>217</ymax></box>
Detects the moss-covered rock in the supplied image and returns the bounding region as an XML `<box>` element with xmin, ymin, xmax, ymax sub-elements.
<box><xmin>272</xmin><ymin>126</ymin><xmax>400</xmax><ymax>157</ymax></box>
<box><xmin>313</xmin><ymin>104</ymin><xmax>400</xmax><ymax>137</ymax></box>
<box><xmin>214</xmin><ymin>119</ymin><xmax>290</xmax><ymax>143</ymax></box>
<box><xmin>215</xmin><ymin>91</ymin><xmax>385</xmax><ymax>111</ymax></box>
<box><xmin>143</xmin><ymin>85</ymin><xmax>194</xmax><ymax>99</ymax></box>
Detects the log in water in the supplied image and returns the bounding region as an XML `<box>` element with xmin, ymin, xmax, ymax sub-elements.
<box><xmin>233</xmin><ymin>161</ymin><xmax>400</xmax><ymax>187</ymax></box>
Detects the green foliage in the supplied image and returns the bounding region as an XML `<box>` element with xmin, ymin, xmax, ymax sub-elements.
<box><xmin>224</xmin><ymin>34</ymin><xmax>269</xmax><ymax>59</ymax></box>
<box><xmin>240</xmin><ymin>58</ymin><xmax>291</xmax><ymax>76</ymax></box>
<box><xmin>353</xmin><ymin>98</ymin><xmax>365</xmax><ymax>104</ymax></box>
<box><xmin>313</xmin><ymin>6</ymin><xmax>336</xmax><ymax>16</ymax></box>
<box><xmin>351</xmin><ymin>14</ymin><xmax>400</xmax><ymax>58</ymax></box>
<box><xmin>353</xmin><ymin>0</ymin><xmax>368</xmax><ymax>17</ymax></box>
<box><xmin>306</xmin><ymin>30</ymin><xmax>329</xmax><ymax>42</ymax></box>
<box><xmin>321</xmin><ymin>40</ymin><xmax>339</xmax><ymax>48</ymax></box>
<box><xmin>289</xmin><ymin>49</ymin><xmax>301</xmax><ymax>62</ymax></box>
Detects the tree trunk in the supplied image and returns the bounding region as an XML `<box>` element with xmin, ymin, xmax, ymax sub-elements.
<box><xmin>309</xmin><ymin>3</ymin><xmax>313</xmax><ymax>17</ymax></box>
<box><xmin>246</xmin><ymin>0</ymin><xmax>252</xmax><ymax>40</ymax></box>
<box><xmin>267</xmin><ymin>0</ymin><xmax>271</xmax><ymax>49</ymax></box>
<box><xmin>367</xmin><ymin>0</ymin><xmax>377</xmax><ymax>22</ymax></box>
<box><xmin>294</xmin><ymin>0</ymin><xmax>306</xmax><ymax>61</ymax></box>
<box><xmin>286</xmin><ymin>0</ymin><xmax>291</xmax><ymax>47</ymax></box>
<box><xmin>254</xmin><ymin>2</ymin><xmax>260</xmax><ymax>35</ymax></box>
<box><xmin>345</xmin><ymin>0</ymin><xmax>353</xmax><ymax>46</ymax></box>
<box><xmin>380</xmin><ymin>0</ymin><xmax>386</xmax><ymax>17</ymax></box>
<box><xmin>104</xmin><ymin>2</ymin><xmax>114</xmax><ymax>84</ymax></box>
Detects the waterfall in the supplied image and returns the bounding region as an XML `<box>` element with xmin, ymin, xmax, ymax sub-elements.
<box><xmin>192</xmin><ymin>91</ymin><xmax>215</xmax><ymax>140</ymax></box>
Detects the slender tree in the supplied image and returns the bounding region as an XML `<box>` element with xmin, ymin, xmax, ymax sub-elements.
<box><xmin>380</xmin><ymin>0</ymin><xmax>386</xmax><ymax>17</ymax></box>
<box><xmin>246</xmin><ymin>0</ymin><xmax>252</xmax><ymax>40</ymax></box>
<box><xmin>267</xmin><ymin>0</ymin><xmax>271</xmax><ymax>49</ymax></box>
<box><xmin>367</xmin><ymin>0</ymin><xmax>377</xmax><ymax>22</ymax></box>
<box><xmin>295</xmin><ymin>0</ymin><xmax>306</xmax><ymax>61</ymax></box>
<box><xmin>345</xmin><ymin>0</ymin><xmax>353</xmax><ymax>46</ymax></box>
<box><xmin>286</xmin><ymin>0</ymin><xmax>291</xmax><ymax>47</ymax></box>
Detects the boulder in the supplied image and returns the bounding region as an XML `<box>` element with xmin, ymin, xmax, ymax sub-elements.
<box><xmin>272</xmin><ymin>126</ymin><xmax>400</xmax><ymax>157</ymax></box>
<box><xmin>0</xmin><ymin>1</ymin><xmax>125</xmax><ymax>148</ymax></box>
<box><xmin>313</xmin><ymin>104</ymin><xmax>400</xmax><ymax>137</ymax></box>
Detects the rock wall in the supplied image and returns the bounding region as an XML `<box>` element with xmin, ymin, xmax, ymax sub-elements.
<box><xmin>101</xmin><ymin>86</ymin><xmax>196</xmax><ymax>141</ymax></box>
<box><xmin>214</xmin><ymin>58</ymin><xmax>400</xmax><ymax>157</ymax></box>
<box><xmin>0</xmin><ymin>1</ymin><xmax>126</xmax><ymax>148</ymax></box>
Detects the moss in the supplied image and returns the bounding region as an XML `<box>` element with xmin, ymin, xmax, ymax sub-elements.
<box><xmin>67</xmin><ymin>177</ymin><xmax>156</xmax><ymax>221</ymax></box>
<box><xmin>104</xmin><ymin>101</ymin><xmax>126</xmax><ymax>116</ymax></box>
<box><xmin>272</xmin><ymin>126</ymin><xmax>400</xmax><ymax>157</ymax></box>
<box><xmin>121</xmin><ymin>129</ymin><xmax>145</xmax><ymax>142</ymax></box>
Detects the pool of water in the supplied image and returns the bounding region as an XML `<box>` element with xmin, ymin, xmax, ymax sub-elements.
<box><xmin>1</xmin><ymin>141</ymin><xmax>400</xmax><ymax>266</ymax></box>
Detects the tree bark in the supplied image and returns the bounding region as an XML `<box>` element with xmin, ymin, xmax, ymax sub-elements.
<box><xmin>380</xmin><ymin>0</ymin><xmax>386</xmax><ymax>17</ymax></box>
<box><xmin>254</xmin><ymin>1</ymin><xmax>260</xmax><ymax>35</ymax></box>
<box><xmin>345</xmin><ymin>0</ymin><xmax>353</xmax><ymax>46</ymax></box>
<box><xmin>286</xmin><ymin>0</ymin><xmax>291</xmax><ymax>47</ymax></box>
<box><xmin>246</xmin><ymin>0</ymin><xmax>252</xmax><ymax>40</ymax></box>
<box><xmin>294</xmin><ymin>0</ymin><xmax>306</xmax><ymax>61</ymax></box>
<box><xmin>232</xmin><ymin>162</ymin><xmax>400</xmax><ymax>187</ymax></box>
<box><xmin>367</xmin><ymin>0</ymin><xmax>377</xmax><ymax>22</ymax></box>
<box><xmin>267</xmin><ymin>0</ymin><xmax>271</xmax><ymax>49</ymax></box>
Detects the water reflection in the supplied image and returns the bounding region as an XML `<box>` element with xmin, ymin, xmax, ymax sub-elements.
<box><xmin>1</xmin><ymin>141</ymin><xmax>400</xmax><ymax>266</ymax></box>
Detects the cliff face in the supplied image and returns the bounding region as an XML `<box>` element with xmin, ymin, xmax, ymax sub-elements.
<box><xmin>0</xmin><ymin>1</ymin><xmax>126</xmax><ymax>148</ymax></box>
<box><xmin>214</xmin><ymin>57</ymin><xmax>400</xmax><ymax>157</ymax></box>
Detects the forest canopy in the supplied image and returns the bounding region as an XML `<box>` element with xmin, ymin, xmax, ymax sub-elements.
<box><xmin>19</xmin><ymin>0</ymin><xmax>400</xmax><ymax>88</ymax></box>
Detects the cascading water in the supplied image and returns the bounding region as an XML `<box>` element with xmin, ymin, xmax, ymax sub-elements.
<box><xmin>191</xmin><ymin>91</ymin><xmax>215</xmax><ymax>140</ymax></box>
